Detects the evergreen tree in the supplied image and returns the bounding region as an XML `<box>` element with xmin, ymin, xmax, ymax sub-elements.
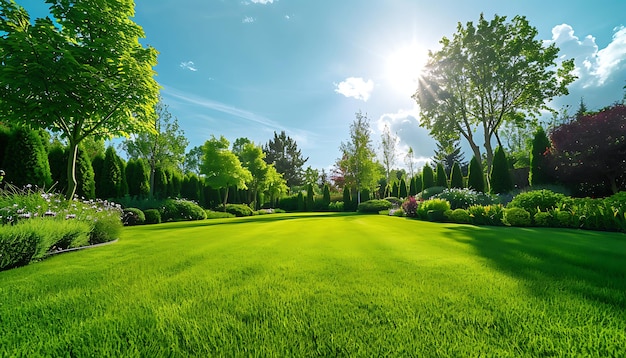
<box><xmin>264</xmin><ymin>131</ymin><xmax>308</xmax><ymax>187</ymax></box>
<box><xmin>0</xmin><ymin>125</ymin><xmax>10</xmax><ymax>168</ymax></box>
<box><xmin>450</xmin><ymin>162</ymin><xmax>464</xmax><ymax>189</ymax></box>
<box><xmin>322</xmin><ymin>183</ymin><xmax>331</xmax><ymax>210</ymax></box>
<box><xmin>435</xmin><ymin>162</ymin><xmax>448</xmax><ymax>188</ymax></box>
<box><xmin>100</xmin><ymin>146</ymin><xmax>124</xmax><ymax>198</ymax></box>
<box><xmin>409</xmin><ymin>176</ymin><xmax>417</xmax><ymax>196</ymax></box>
<box><xmin>92</xmin><ymin>154</ymin><xmax>105</xmax><ymax>199</ymax></box>
<box><xmin>467</xmin><ymin>156</ymin><xmax>485</xmax><ymax>192</ymax></box>
<box><xmin>399</xmin><ymin>178</ymin><xmax>408</xmax><ymax>198</ymax></box>
<box><xmin>433</xmin><ymin>138</ymin><xmax>466</xmax><ymax>176</ymax></box>
<box><xmin>392</xmin><ymin>181</ymin><xmax>399</xmax><ymax>198</ymax></box>
<box><xmin>414</xmin><ymin>174</ymin><xmax>423</xmax><ymax>194</ymax></box>
<box><xmin>126</xmin><ymin>158</ymin><xmax>150</xmax><ymax>198</ymax></box>
<box><xmin>153</xmin><ymin>166</ymin><xmax>168</xmax><ymax>199</ymax></box>
<box><xmin>297</xmin><ymin>191</ymin><xmax>305</xmax><ymax>212</ymax></box>
<box><xmin>529</xmin><ymin>127</ymin><xmax>552</xmax><ymax>186</ymax></box>
<box><xmin>3</xmin><ymin>127</ymin><xmax>51</xmax><ymax>188</ymax></box>
<box><xmin>48</xmin><ymin>143</ymin><xmax>68</xmax><ymax>192</ymax></box>
<box><xmin>74</xmin><ymin>146</ymin><xmax>96</xmax><ymax>199</ymax></box>
<box><xmin>421</xmin><ymin>164</ymin><xmax>435</xmax><ymax>190</ymax></box>
<box><xmin>343</xmin><ymin>186</ymin><xmax>352</xmax><ymax>211</ymax></box>
<box><xmin>490</xmin><ymin>146</ymin><xmax>513</xmax><ymax>194</ymax></box>
<box><xmin>181</xmin><ymin>173</ymin><xmax>201</xmax><ymax>202</ymax></box>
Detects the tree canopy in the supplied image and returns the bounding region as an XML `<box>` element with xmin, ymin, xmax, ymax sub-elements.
<box><xmin>0</xmin><ymin>0</ymin><xmax>159</xmax><ymax>198</ymax></box>
<box><xmin>413</xmin><ymin>13</ymin><xmax>576</xmax><ymax>184</ymax></box>
<box><xmin>263</xmin><ymin>131</ymin><xmax>308</xmax><ymax>188</ymax></box>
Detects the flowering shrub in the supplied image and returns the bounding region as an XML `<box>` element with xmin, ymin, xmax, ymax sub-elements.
<box><xmin>434</xmin><ymin>188</ymin><xmax>496</xmax><ymax>209</ymax></box>
<box><xmin>160</xmin><ymin>199</ymin><xmax>207</xmax><ymax>221</ymax></box>
<box><xmin>122</xmin><ymin>208</ymin><xmax>145</xmax><ymax>226</ymax></box>
<box><xmin>402</xmin><ymin>196</ymin><xmax>419</xmax><ymax>218</ymax></box>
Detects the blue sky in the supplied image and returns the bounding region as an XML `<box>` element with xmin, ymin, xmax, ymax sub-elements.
<box><xmin>21</xmin><ymin>0</ymin><xmax>626</xmax><ymax>172</ymax></box>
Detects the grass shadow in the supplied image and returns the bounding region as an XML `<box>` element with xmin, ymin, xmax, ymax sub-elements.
<box><xmin>441</xmin><ymin>224</ymin><xmax>626</xmax><ymax>309</ymax></box>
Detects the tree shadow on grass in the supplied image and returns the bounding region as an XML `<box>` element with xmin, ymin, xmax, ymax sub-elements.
<box><xmin>442</xmin><ymin>224</ymin><xmax>626</xmax><ymax>310</ymax></box>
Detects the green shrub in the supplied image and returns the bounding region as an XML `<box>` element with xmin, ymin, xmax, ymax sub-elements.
<box><xmin>89</xmin><ymin>211</ymin><xmax>123</xmax><ymax>244</ymax></box>
<box><xmin>357</xmin><ymin>199</ymin><xmax>393</xmax><ymax>214</ymax></box>
<box><xmin>384</xmin><ymin>197</ymin><xmax>403</xmax><ymax>207</ymax></box>
<box><xmin>328</xmin><ymin>201</ymin><xmax>344</xmax><ymax>212</ymax></box>
<box><xmin>160</xmin><ymin>199</ymin><xmax>207</xmax><ymax>221</ymax></box>
<box><xmin>555</xmin><ymin>210</ymin><xmax>574</xmax><ymax>228</ymax></box>
<box><xmin>490</xmin><ymin>146</ymin><xmax>513</xmax><ymax>194</ymax></box>
<box><xmin>484</xmin><ymin>205</ymin><xmax>506</xmax><ymax>226</ymax></box>
<box><xmin>504</xmin><ymin>207</ymin><xmax>531</xmax><ymax>227</ymax></box>
<box><xmin>507</xmin><ymin>189</ymin><xmax>566</xmax><ymax>217</ymax></box>
<box><xmin>205</xmin><ymin>210</ymin><xmax>236</xmax><ymax>219</ymax></box>
<box><xmin>533</xmin><ymin>211</ymin><xmax>552</xmax><ymax>227</ymax></box>
<box><xmin>450</xmin><ymin>208</ymin><xmax>471</xmax><ymax>224</ymax></box>
<box><xmin>468</xmin><ymin>205</ymin><xmax>487</xmax><ymax>225</ymax></box>
<box><xmin>297</xmin><ymin>192</ymin><xmax>305</xmax><ymax>212</ymax></box>
<box><xmin>450</xmin><ymin>162</ymin><xmax>464</xmax><ymax>189</ymax></box>
<box><xmin>322</xmin><ymin>184</ymin><xmax>331</xmax><ymax>210</ymax></box>
<box><xmin>143</xmin><ymin>209</ymin><xmax>161</xmax><ymax>224</ymax></box>
<box><xmin>421</xmin><ymin>164</ymin><xmax>435</xmax><ymax>189</ymax></box>
<box><xmin>0</xmin><ymin>223</ymin><xmax>38</xmax><ymax>270</ymax></box>
<box><xmin>419</xmin><ymin>199</ymin><xmax>451</xmax><ymax>221</ymax></box>
<box><xmin>529</xmin><ymin>127</ymin><xmax>552</xmax><ymax>187</ymax></box>
<box><xmin>277</xmin><ymin>195</ymin><xmax>298</xmax><ymax>212</ymax></box>
<box><xmin>122</xmin><ymin>208</ymin><xmax>145</xmax><ymax>226</ymax></box>
<box><xmin>3</xmin><ymin>127</ymin><xmax>52</xmax><ymax>189</ymax></box>
<box><xmin>435</xmin><ymin>162</ymin><xmax>448</xmax><ymax>188</ymax></box>
<box><xmin>418</xmin><ymin>186</ymin><xmax>446</xmax><ymax>200</ymax></box>
<box><xmin>224</xmin><ymin>204</ymin><xmax>253</xmax><ymax>217</ymax></box>
<box><xmin>433</xmin><ymin>188</ymin><xmax>495</xmax><ymax>209</ymax></box>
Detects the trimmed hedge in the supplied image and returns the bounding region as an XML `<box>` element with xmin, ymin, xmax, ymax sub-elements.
<box><xmin>224</xmin><ymin>204</ymin><xmax>253</xmax><ymax>217</ymax></box>
<box><xmin>160</xmin><ymin>199</ymin><xmax>207</xmax><ymax>221</ymax></box>
<box><xmin>504</xmin><ymin>207</ymin><xmax>531</xmax><ymax>227</ymax></box>
<box><xmin>144</xmin><ymin>209</ymin><xmax>161</xmax><ymax>224</ymax></box>
<box><xmin>357</xmin><ymin>200</ymin><xmax>393</xmax><ymax>214</ymax></box>
<box><xmin>122</xmin><ymin>208</ymin><xmax>145</xmax><ymax>226</ymax></box>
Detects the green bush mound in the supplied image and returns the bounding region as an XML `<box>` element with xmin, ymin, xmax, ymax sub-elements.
<box><xmin>143</xmin><ymin>209</ymin><xmax>161</xmax><ymax>224</ymax></box>
<box><xmin>122</xmin><ymin>208</ymin><xmax>145</xmax><ymax>226</ymax></box>
<box><xmin>357</xmin><ymin>199</ymin><xmax>393</xmax><ymax>214</ymax></box>
<box><xmin>418</xmin><ymin>186</ymin><xmax>447</xmax><ymax>200</ymax></box>
<box><xmin>504</xmin><ymin>207</ymin><xmax>531</xmax><ymax>227</ymax></box>
<box><xmin>224</xmin><ymin>204</ymin><xmax>253</xmax><ymax>217</ymax></box>
<box><xmin>507</xmin><ymin>189</ymin><xmax>566</xmax><ymax>216</ymax></box>
<box><xmin>160</xmin><ymin>199</ymin><xmax>206</xmax><ymax>222</ymax></box>
<box><xmin>328</xmin><ymin>201</ymin><xmax>344</xmax><ymax>212</ymax></box>
<box><xmin>433</xmin><ymin>188</ymin><xmax>495</xmax><ymax>209</ymax></box>
<box><xmin>449</xmin><ymin>208</ymin><xmax>471</xmax><ymax>224</ymax></box>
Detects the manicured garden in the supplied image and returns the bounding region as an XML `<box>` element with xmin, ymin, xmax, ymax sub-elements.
<box><xmin>1</xmin><ymin>213</ymin><xmax>624</xmax><ymax>356</ymax></box>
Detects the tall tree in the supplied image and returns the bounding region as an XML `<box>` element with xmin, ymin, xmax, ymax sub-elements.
<box><xmin>263</xmin><ymin>131</ymin><xmax>308</xmax><ymax>187</ymax></box>
<box><xmin>467</xmin><ymin>156</ymin><xmax>485</xmax><ymax>192</ymax></box>
<box><xmin>380</xmin><ymin>124</ymin><xmax>397</xmax><ymax>182</ymax></box>
<box><xmin>490</xmin><ymin>146</ymin><xmax>513</xmax><ymax>194</ymax></box>
<box><xmin>2</xmin><ymin>126</ymin><xmax>52</xmax><ymax>188</ymax></box>
<box><xmin>122</xmin><ymin>98</ymin><xmax>188</xmax><ymax>198</ymax></box>
<box><xmin>262</xmin><ymin>165</ymin><xmax>288</xmax><ymax>207</ymax></box>
<box><xmin>237</xmin><ymin>141</ymin><xmax>269</xmax><ymax>210</ymax></box>
<box><xmin>0</xmin><ymin>0</ymin><xmax>159</xmax><ymax>199</ymax></box>
<box><xmin>529</xmin><ymin>127</ymin><xmax>552</xmax><ymax>187</ymax></box>
<box><xmin>435</xmin><ymin>162</ymin><xmax>448</xmax><ymax>188</ymax></box>
<box><xmin>201</xmin><ymin>136</ymin><xmax>252</xmax><ymax>207</ymax></box>
<box><xmin>450</xmin><ymin>162</ymin><xmax>464</xmax><ymax>189</ymax></box>
<box><xmin>414</xmin><ymin>13</ymin><xmax>575</xmax><ymax>181</ymax></box>
<box><xmin>339</xmin><ymin>111</ymin><xmax>380</xmax><ymax>204</ymax></box>
<box><xmin>404</xmin><ymin>147</ymin><xmax>416</xmax><ymax>178</ymax></box>
<box><xmin>433</xmin><ymin>138</ymin><xmax>466</xmax><ymax>176</ymax></box>
<box><xmin>183</xmin><ymin>146</ymin><xmax>204</xmax><ymax>175</ymax></box>
<box><xmin>421</xmin><ymin>164</ymin><xmax>435</xmax><ymax>190</ymax></box>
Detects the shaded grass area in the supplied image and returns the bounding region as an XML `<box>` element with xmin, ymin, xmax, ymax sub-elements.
<box><xmin>0</xmin><ymin>213</ymin><xmax>625</xmax><ymax>356</ymax></box>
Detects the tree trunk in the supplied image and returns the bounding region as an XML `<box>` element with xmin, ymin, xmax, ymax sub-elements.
<box><xmin>222</xmin><ymin>187</ymin><xmax>229</xmax><ymax>210</ymax></box>
<box><xmin>65</xmin><ymin>142</ymin><xmax>79</xmax><ymax>200</ymax></box>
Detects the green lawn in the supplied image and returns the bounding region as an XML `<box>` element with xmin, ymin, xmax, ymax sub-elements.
<box><xmin>1</xmin><ymin>213</ymin><xmax>625</xmax><ymax>357</ymax></box>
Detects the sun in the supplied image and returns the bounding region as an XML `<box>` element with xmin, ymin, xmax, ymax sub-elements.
<box><xmin>384</xmin><ymin>43</ymin><xmax>429</xmax><ymax>97</ymax></box>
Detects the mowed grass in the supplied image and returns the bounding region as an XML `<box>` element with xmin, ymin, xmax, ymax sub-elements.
<box><xmin>1</xmin><ymin>213</ymin><xmax>625</xmax><ymax>357</ymax></box>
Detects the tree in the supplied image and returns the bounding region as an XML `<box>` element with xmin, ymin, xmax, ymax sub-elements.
<box><xmin>421</xmin><ymin>164</ymin><xmax>435</xmax><ymax>190</ymax></box>
<box><xmin>548</xmin><ymin>104</ymin><xmax>626</xmax><ymax>194</ymax></box>
<box><xmin>306</xmin><ymin>183</ymin><xmax>315</xmax><ymax>211</ymax></box>
<box><xmin>303</xmin><ymin>166</ymin><xmax>320</xmax><ymax>187</ymax></box>
<box><xmin>342</xmin><ymin>186</ymin><xmax>353</xmax><ymax>211</ymax></box>
<box><xmin>529</xmin><ymin>127</ymin><xmax>552</xmax><ymax>187</ymax></box>
<box><xmin>183</xmin><ymin>146</ymin><xmax>204</xmax><ymax>175</ymax></box>
<box><xmin>201</xmin><ymin>136</ymin><xmax>252</xmax><ymax>207</ymax></box>
<box><xmin>490</xmin><ymin>146</ymin><xmax>513</xmax><ymax>194</ymax></box>
<box><xmin>450</xmin><ymin>162</ymin><xmax>464</xmax><ymax>189</ymax></box>
<box><xmin>99</xmin><ymin>146</ymin><xmax>125</xmax><ymax>199</ymax></box>
<box><xmin>0</xmin><ymin>1</ymin><xmax>159</xmax><ymax>199</ymax></box>
<box><xmin>433</xmin><ymin>138</ymin><xmax>466</xmax><ymax>176</ymax></box>
<box><xmin>262</xmin><ymin>165</ymin><xmax>288</xmax><ymax>207</ymax></box>
<box><xmin>467</xmin><ymin>156</ymin><xmax>485</xmax><ymax>192</ymax></box>
<box><xmin>435</xmin><ymin>162</ymin><xmax>448</xmax><ymax>188</ymax></box>
<box><xmin>404</xmin><ymin>147</ymin><xmax>416</xmax><ymax>178</ymax></box>
<box><xmin>322</xmin><ymin>184</ymin><xmax>331</xmax><ymax>210</ymax></box>
<box><xmin>126</xmin><ymin>158</ymin><xmax>150</xmax><ymax>198</ymax></box>
<box><xmin>264</xmin><ymin>131</ymin><xmax>308</xmax><ymax>187</ymax></box>
<box><xmin>181</xmin><ymin>173</ymin><xmax>201</xmax><ymax>202</ymax></box>
<box><xmin>399</xmin><ymin>178</ymin><xmax>408</xmax><ymax>198</ymax></box>
<box><xmin>339</xmin><ymin>111</ymin><xmax>380</xmax><ymax>204</ymax></box>
<box><xmin>122</xmin><ymin>98</ymin><xmax>188</xmax><ymax>198</ymax></box>
<box><xmin>2</xmin><ymin>126</ymin><xmax>51</xmax><ymax>188</ymax></box>
<box><xmin>380</xmin><ymin>124</ymin><xmax>397</xmax><ymax>182</ymax></box>
<box><xmin>414</xmin><ymin>13</ymin><xmax>575</xmax><ymax>181</ymax></box>
<box><xmin>237</xmin><ymin>141</ymin><xmax>269</xmax><ymax>210</ymax></box>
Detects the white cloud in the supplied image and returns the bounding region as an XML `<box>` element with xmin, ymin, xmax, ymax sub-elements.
<box><xmin>334</xmin><ymin>77</ymin><xmax>374</xmax><ymax>101</ymax></box>
<box><xmin>242</xmin><ymin>16</ymin><xmax>255</xmax><ymax>23</ymax></box>
<box><xmin>251</xmin><ymin>0</ymin><xmax>274</xmax><ymax>4</ymax></box>
<box><xmin>180</xmin><ymin>61</ymin><xmax>198</xmax><ymax>72</ymax></box>
<box><xmin>284</xmin><ymin>15</ymin><xmax>291</xmax><ymax>20</ymax></box>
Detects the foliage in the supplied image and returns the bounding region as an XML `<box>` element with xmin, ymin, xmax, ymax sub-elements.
<box><xmin>433</xmin><ymin>188</ymin><xmax>495</xmax><ymax>209</ymax></box>
<box><xmin>533</xmin><ymin>212</ymin><xmax>552</xmax><ymax>227</ymax></box>
<box><xmin>296</xmin><ymin>192</ymin><xmax>305</xmax><ymax>212</ymax></box>
<box><xmin>306</xmin><ymin>184</ymin><xmax>315</xmax><ymax>211</ymax></box>
<box><xmin>321</xmin><ymin>184</ymin><xmax>331</xmax><ymax>210</ymax></box>
<box><xmin>449</xmin><ymin>208</ymin><xmax>471</xmax><ymax>224</ymax></box>
<box><xmin>548</xmin><ymin>104</ymin><xmax>626</xmax><ymax>194</ymax></box>
<box><xmin>435</xmin><ymin>162</ymin><xmax>448</xmax><ymax>188</ymax></box>
<box><xmin>507</xmin><ymin>189</ymin><xmax>566</xmax><ymax>217</ymax></box>
<box><xmin>342</xmin><ymin>186</ymin><xmax>354</xmax><ymax>212</ymax></box>
<box><xmin>433</xmin><ymin>138</ymin><xmax>466</xmax><ymax>177</ymax></box>
<box><xmin>205</xmin><ymin>210</ymin><xmax>236</xmax><ymax>220</ymax></box>
<box><xmin>401</xmin><ymin>196</ymin><xmax>419</xmax><ymax>218</ymax></box>
<box><xmin>467</xmin><ymin>204</ymin><xmax>505</xmax><ymax>226</ymax></box>
<box><xmin>2</xmin><ymin>127</ymin><xmax>52</xmax><ymax>188</ymax></box>
<box><xmin>384</xmin><ymin>197</ymin><xmax>403</xmax><ymax>207</ymax></box>
<box><xmin>263</xmin><ymin>131</ymin><xmax>308</xmax><ymax>187</ymax></box>
<box><xmin>236</xmin><ymin>141</ymin><xmax>270</xmax><ymax>210</ymax></box>
<box><xmin>143</xmin><ymin>209</ymin><xmax>161</xmax><ymax>224</ymax></box>
<box><xmin>418</xmin><ymin>186</ymin><xmax>447</xmax><ymax>200</ymax></box>
<box><xmin>421</xmin><ymin>164</ymin><xmax>435</xmax><ymax>190</ymax></box>
<box><xmin>224</xmin><ymin>204</ymin><xmax>253</xmax><ymax>217</ymax></box>
<box><xmin>379</xmin><ymin>124</ymin><xmax>397</xmax><ymax>181</ymax></box>
<box><xmin>413</xmin><ymin>13</ymin><xmax>575</xmax><ymax>176</ymax></box>
<box><xmin>490</xmin><ymin>146</ymin><xmax>513</xmax><ymax>194</ymax></box>
<box><xmin>201</xmin><ymin>136</ymin><xmax>252</xmax><ymax>206</ymax></box>
<box><xmin>122</xmin><ymin>98</ymin><xmax>188</xmax><ymax>198</ymax></box>
<box><xmin>276</xmin><ymin>195</ymin><xmax>298</xmax><ymax>212</ymax></box>
<box><xmin>99</xmin><ymin>146</ymin><xmax>125</xmax><ymax>199</ymax></box>
<box><xmin>449</xmin><ymin>162</ymin><xmax>464</xmax><ymax>189</ymax></box>
<box><xmin>503</xmin><ymin>207</ymin><xmax>531</xmax><ymax>227</ymax></box>
<box><xmin>399</xmin><ymin>178</ymin><xmax>408</xmax><ymax>198</ymax></box>
<box><xmin>529</xmin><ymin>127</ymin><xmax>552</xmax><ymax>187</ymax></box>
<box><xmin>126</xmin><ymin>158</ymin><xmax>150</xmax><ymax>199</ymax></box>
<box><xmin>339</xmin><ymin>111</ymin><xmax>380</xmax><ymax>203</ymax></box>
<box><xmin>419</xmin><ymin>198</ymin><xmax>451</xmax><ymax>213</ymax></box>
<box><xmin>122</xmin><ymin>208</ymin><xmax>145</xmax><ymax>226</ymax></box>
<box><xmin>357</xmin><ymin>199</ymin><xmax>392</xmax><ymax>214</ymax></box>
<box><xmin>89</xmin><ymin>213</ymin><xmax>123</xmax><ymax>245</ymax></box>
<box><xmin>328</xmin><ymin>201</ymin><xmax>344</xmax><ymax>212</ymax></box>
<box><xmin>160</xmin><ymin>199</ymin><xmax>207</xmax><ymax>222</ymax></box>
<box><xmin>0</xmin><ymin>0</ymin><xmax>159</xmax><ymax>199</ymax></box>
<box><xmin>467</xmin><ymin>156</ymin><xmax>485</xmax><ymax>192</ymax></box>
